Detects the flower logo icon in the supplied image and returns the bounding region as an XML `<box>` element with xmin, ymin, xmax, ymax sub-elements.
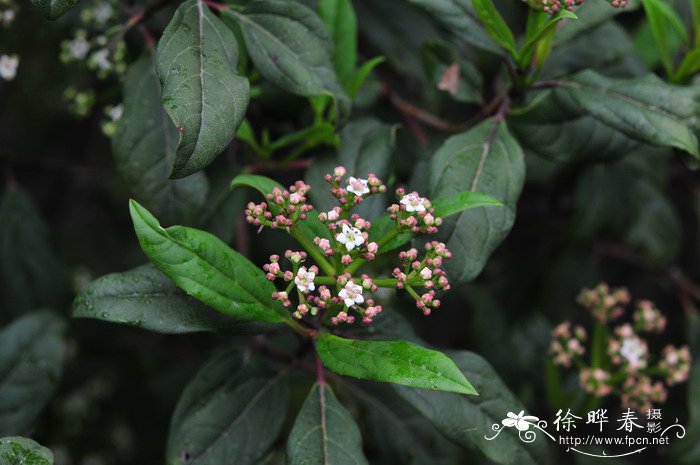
<box><xmin>502</xmin><ymin>411</ymin><xmax>540</xmax><ymax>431</ymax></box>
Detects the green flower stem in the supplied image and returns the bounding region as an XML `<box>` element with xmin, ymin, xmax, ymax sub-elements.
<box><xmin>289</xmin><ymin>225</ymin><xmax>336</xmax><ymax>275</ymax></box>
<box><xmin>345</xmin><ymin>227</ymin><xmax>403</xmax><ymax>275</ymax></box>
<box><xmin>404</xmin><ymin>284</ymin><xmax>421</xmax><ymax>301</ymax></box>
<box><xmin>314</xmin><ymin>276</ymin><xmax>398</xmax><ymax>288</ymax></box>
<box><xmin>590</xmin><ymin>321</ymin><xmax>607</xmax><ymax>369</ymax></box>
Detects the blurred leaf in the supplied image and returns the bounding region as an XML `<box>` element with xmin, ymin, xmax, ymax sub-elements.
<box><xmin>674</xmin><ymin>47</ymin><xmax>700</xmax><ymax>83</ymax></box>
<box><xmin>113</xmin><ymin>56</ymin><xmax>208</xmax><ymax>225</ymax></box>
<box><xmin>73</xmin><ymin>264</ymin><xmax>270</xmax><ymax>334</ymax></box>
<box><xmin>641</xmin><ymin>0</ymin><xmax>688</xmax><ymax>76</ymax></box>
<box><xmin>225</xmin><ymin>0</ymin><xmax>349</xmax><ymax>116</ymax></box>
<box><xmin>560</xmin><ymin>70</ymin><xmax>700</xmax><ymax>158</ymax></box>
<box><xmin>287</xmin><ymin>382</ymin><xmax>368</xmax><ymax>465</ymax></box>
<box><xmin>199</xmin><ymin>167</ymin><xmax>246</xmax><ymax>243</ymax></box>
<box><xmin>554</xmin><ymin>0</ymin><xmax>640</xmax><ymax>43</ymax></box>
<box><xmin>427</xmin><ymin>118</ymin><xmax>525</xmax><ymax>284</ymax></box>
<box><xmin>396</xmin><ymin>351</ymin><xmax>549</xmax><ymax>465</ymax></box>
<box><xmin>156</xmin><ymin>0</ymin><xmax>249</xmax><ymax>178</ymax></box>
<box><xmin>345</xmin><ymin>56</ymin><xmax>385</xmax><ymax>98</ymax></box>
<box><xmin>316</xmin><ymin>334</ymin><xmax>477</xmax><ymax>394</ymax></box>
<box><xmin>421</xmin><ymin>40</ymin><xmax>483</xmax><ymax>104</ymax></box>
<box><xmin>30</xmin><ymin>0</ymin><xmax>79</xmax><ymax>19</ymax></box>
<box><xmin>0</xmin><ymin>436</ymin><xmax>53</xmax><ymax>465</ymax></box>
<box><xmin>404</xmin><ymin>0</ymin><xmax>500</xmax><ymax>54</ymax></box>
<box><xmin>472</xmin><ymin>0</ymin><xmax>516</xmax><ymax>57</ymax></box>
<box><xmin>0</xmin><ymin>311</ymin><xmax>67</xmax><ymax>436</ymax></box>
<box><xmin>167</xmin><ymin>347</ymin><xmax>289</xmax><ymax>465</ymax></box>
<box><xmin>129</xmin><ymin>200</ymin><xmax>289</xmax><ymax>324</ymax></box>
<box><xmin>0</xmin><ymin>185</ymin><xmax>68</xmax><ymax>322</ymax></box>
<box><xmin>318</xmin><ymin>0</ymin><xmax>358</xmax><ymax>85</ymax></box>
<box><xmin>518</xmin><ymin>10</ymin><xmax>576</xmax><ymax>66</ymax></box>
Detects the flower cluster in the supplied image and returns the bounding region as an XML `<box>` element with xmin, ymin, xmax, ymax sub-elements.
<box><xmin>1</xmin><ymin>0</ymin><xmax>17</xmax><ymax>28</ymax></box>
<box><xmin>577</xmin><ymin>282</ymin><xmax>630</xmax><ymax>323</ymax></box>
<box><xmin>245</xmin><ymin>181</ymin><xmax>314</xmax><ymax>230</ymax></box>
<box><xmin>387</xmin><ymin>189</ymin><xmax>442</xmax><ymax>234</ymax></box>
<box><xmin>550</xmin><ymin>322</ymin><xmax>587</xmax><ymax>368</ymax></box>
<box><xmin>0</xmin><ymin>53</ymin><xmax>18</xmax><ymax>81</ymax></box>
<box><xmin>247</xmin><ymin>167</ymin><xmax>453</xmax><ymax>327</ymax></box>
<box><xmin>551</xmin><ymin>283</ymin><xmax>691</xmax><ymax>412</ymax></box>
<box><xmin>61</xmin><ymin>31</ymin><xmax>127</xmax><ymax>79</ymax></box>
<box><xmin>526</xmin><ymin>0</ymin><xmax>626</xmax><ymax>15</ymax></box>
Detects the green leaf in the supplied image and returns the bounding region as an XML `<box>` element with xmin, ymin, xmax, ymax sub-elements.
<box><xmin>641</xmin><ymin>0</ymin><xmax>688</xmax><ymax>76</ymax></box>
<box><xmin>199</xmin><ymin>167</ymin><xmax>246</xmax><ymax>243</ymax></box>
<box><xmin>73</xmin><ymin>264</ymin><xmax>269</xmax><ymax>334</ymax></box>
<box><xmin>167</xmin><ymin>347</ymin><xmax>289</xmax><ymax>465</ymax></box>
<box><xmin>674</xmin><ymin>47</ymin><xmax>700</xmax><ymax>83</ymax></box>
<box><xmin>318</xmin><ymin>0</ymin><xmax>358</xmax><ymax>85</ymax></box>
<box><xmin>554</xmin><ymin>0</ymin><xmax>640</xmax><ymax>43</ymax></box>
<box><xmin>287</xmin><ymin>382</ymin><xmax>368</xmax><ymax>465</ymax></box>
<box><xmin>472</xmin><ymin>0</ymin><xmax>516</xmax><ymax>57</ymax></box>
<box><xmin>0</xmin><ymin>185</ymin><xmax>68</xmax><ymax>322</ymax></box>
<box><xmin>368</xmin><ymin>215</ymin><xmax>413</xmax><ymax>253</ymax></box>
<box><xmin>224</xmin><ymin>0</ymin><xmax>349</xmax><ymax>115</ymax></box>
<box><xmin>0</xmin><ymin>437</ymin><xmax>53</xmax><ymax>465</ymax></box>
<box><xmin>30</xmin><ymin>0</ymin><xmax>79</xmax><ymax>19</ymax></box>
<box><xmin>316</xmin><ymin>334</ymin><xmax>477</xmax><ymax>395</ymax></box>
<box><xmin>518</xmin><ymin>10</ymin><xmax>577</xmax><ymax>66</ymax></box>
<box><xmin>114</xmin><ymin>56</ymin><xmax>208</xmax><ymax>225</ymax></box>
<box><xmin>432</xmin><ymin>191</ymin><xmax>502</xmax><ymax>218</ymax></box>
<box><xmin>404</xmin><ymin>0</ymin><xmax>501</xmax><ymax>54</ymax></box>
<box><xmin>156</xmin><ymin>0</ymin><xmax>249</xmax><ymax>178</ymax></box>
<box><xmin>0</xmin><ymin>311</ymin><xmax>67</xmax><ymax>436</ymax></box>
<box><xmin>561</xmin><ymin>70</ymin><xmax>700</xmax><ymax>158</ymax></box>
<box><xmin>345</xmin><ymin>56</ymin><xmax>384</xmax><ymax>98</ymax></box>
<box><xmin>129</xmin><ymin>200</ymin><xmax>288</xmax><ymax>325</ymax></box>
<box><xmin>427</xmin><ymin>118</ymin><xmax>525</xmax><ymax>284</ymax></box>
<box><xmin>396</xmin><ymin>351</ymin><xmax>549</xmax><ymax>465</ymax></box>
<box><xmin>230</xmin><ymin>174</ymin><xmax>284</xmax><ymax>197</ymax></box>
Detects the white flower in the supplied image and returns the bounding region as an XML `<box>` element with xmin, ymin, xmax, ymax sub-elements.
<box><xmin>347</xmin><ymin>177</ymin><xmax>370</xmax><ymax>196</ymax></box>
<box><xmin>92</xmin><ymin>48</ymin><xmax>111</xmax><ymax>70</ymax></box>
<box><xmin>0</xmin><ymin>54</ymin><xmax>18</xmax><ymax>81</ymax></box>
<box><xmin>620</xmin><ymin>336</ymin><xmax>646</xmax><ymax>369</ymax></box>
<box><xmin>69</xmin><ymin>36</ymin><xmax>91</xmax><ymax>60</ymax></box>
<box><xmin>108</xmin><ymin>104</ymin><xmax>123</xmax><ymax>121</ymax></box>
<box><xmin>502</xmin><ymin>411</ymin><xmax>539</xmax><ymax>432</ymax></box>
<box><xmin>294</xmin><ymin>267</ymin><xmax>315</xmax><ymax>293</ymax></box>
<box><xmin>93</xmin><ymin>2</ymin><xmax>114</xmax><ymax>24</ymax></box>
<box><xmin>335</xmin><ymin>223</ymin><xmax>365</xmax><ymax>251</ymax></box>
<box><xmin>2</xmin><ymin>9</ymin><xmax>16</xmax><ymax>26</ymax></box>
<box><xmin>400</xmin><ymin>192</ymin><xmax>427</xmax><ymax>212</ymax></box>
<box><xmin>338</xmin><ymin>282</ymin><xmax>364</xmax><ymax>307</ymax></box>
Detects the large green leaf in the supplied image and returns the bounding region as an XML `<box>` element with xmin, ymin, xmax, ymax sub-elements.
<box><xmin>30</xmin><ymin>0</ymin><xmax>79</xmax><ymax>19</ymax></box>
<box><xmin>156</xmin><ymin>0</ymin><xmax>249</xmax><ymax>178</ymax></box>
<box><xmin>560</xmin><ymin>70</ymin><xmax>700</xmax><ymax>158</ymax></box>
<box><xmin>316</xmin><ymin>334</ymin><xmax>477</xmax><ymax>395</ymax></box>
<box><xmin>0</xmin><ymin>437</ymin><xmax>53</xmax><ymax>465</ymax></box>
<box><xmin>129</xmin><ymin>200</ymin><xmax>288</xmax><ymax>324</ymax></box>
<box><xmin>73</xmin><ymin>264</ymin><xmax>269</xmax><ymax>334</ymax></box>
<box><xmin>114</xmin><ymin>56</ymin><xmax>208</xmax><ymax>225</ymax></box>
<box><xmin>167</xmin><ymin>347</ymin><xmax>289</xmax><ymax>465</ymax></box>
<box><xmin>0</xmin><ymin>185</ymin><xmax>68</xmax><ymax>322</ymax></box>
<box><xmin>287</xmin><ymin>382</ymin><xmax>368</xmax><ymax>465</ymax></box>
<box><xmin>0</xmin><ymin>311</ymin><xmax>67</xmax><ymax>436</ymax></box>
<box><xmin>318</xmin><ymin>0</ymin><xmax>358</xmax><ymax>85</ymax></box>
<box><xmin>224</xmin><ymin>0</ymin><xmax>348</xmax><ymax>113</ymax></box>
<box><xmin>404</xmin><ymin>0</ymin><xmax>500</xmax><ymax>54</ymax></box>
<box><xmin>396</xmin><ymin>351</ymin><xmax>549</xmax><ymax>465</ymax></box>
<box><xmin>427</xmin><ymin>118</ymin><xmax>525</xmax><ymax>284</ymax></box>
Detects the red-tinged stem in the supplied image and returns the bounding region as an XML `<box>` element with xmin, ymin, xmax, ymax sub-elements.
<box><xmin>204</xmin><ymin>0</ymin><xmax>226</xmax><ymax>11</ymax></box>
<box><xmin>315</xmin><ymin>352</ymin><xmax>326</xmax><ymax>384</ymax></box>
<box><xmin>138</xmin><ymin>24</ymin><xmax>155</xmax><ymax>49</ymax></box>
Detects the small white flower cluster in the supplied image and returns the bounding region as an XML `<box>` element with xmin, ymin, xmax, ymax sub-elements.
<box><xmin>80</xmin><ymin>0</ymin><xmax>116</xmax><ymax>26</ymax></box>
<box><xmin>0</xmin><ymin>53</ymin><xmax>18</xmax><ymax>81</ymax></box>
<box><xmin>101</xmin><ymin>103</ymin><xmax>123</xmax><ymax>137</ymax></box>
<box><xmin>60</xmin><ymin>30</ymin><xmax>127</xmax><ymax>79</ymax></box>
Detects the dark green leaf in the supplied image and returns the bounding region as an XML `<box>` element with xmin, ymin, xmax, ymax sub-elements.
<box><xmin>167</xmin><ymin>347</ymin><xmax>289</xmax><ymax>465</ymax></box>
<box><xmin>0</xmin><ymin>185</ymin><xmax>68</xmax><ymax>322</ymax></box>
<box><xmin>114</xmin><ymin>56</ymin><xmax>208</xmax><ymax>225</ymax></box>
<box><xmin>316</xmin><ymin>334</ymin><xmax>477</xmax><ymax>395</ymax></box>
<box><xmin>129</xmin><ymin>200</ymin><xmax>289</xmax><ymax>324</ymax></box>
<box><xmin>0</xmin><ymin>311</ymin><xmax>67</xmax><ymax>436</ymax></box>
<box><xmin>156</xmin><ymin>0</ymin><xmax>249</xmax><ymax>178</ymax></box>
<box><xmin>318</xmin><ymin>0</ymin><xmax>358</xmax><ymax>85</ymax></box>
<box><xmin>73</xmin><ymin>264</ymin><xmax>269</xmax><ymax>334</ymax></box>
<box><xmin>560</xmin><ymin>70</ymin><xmax>700</xmax><ymax>158</ymax></box>
<box><xmin>287</xmin><ymin>382</ymin><xmax>368</xmax><ymax>465</ymax></box>
<box><xmin>396</xmin><ymin>351</ymin><xmax>549</xmax><ymax>465</ymax></box>
<box><xmin>30</xmin><ymin>0</ymin><xmax>79</xmax><ymax>19</ymax></box>
<box><xmin>368</xmin><ymin>215</ymin><xmax>413</xmax><ymax>253</ymax></box>
<box><xmin>554</xmin><ymin>0</ymin><xmax>640</xmax><ymax>43</ymax></box>
<box><xmin>345</xmin><ymin>56</ymin><xmax>384</xmax><ymax>98</ymax></box>
<box><xmin>225</xmin><ymin>0</ymin><xmax>349</xmax><ymax>114</ymax></box>
<box><xmin>0</xmin><ymin>436</ymin><xmax>53</xmax><ymax>465</ymax></box>
<box><xmin>674</xmin><ymin>47</ymin><xmax>700</xmax><ymax>83</ymax></box>
<box><xmin>199</xmin><ymin>167</ymin><xmax>246</xmax><ymax>243</ymax></box>
<box><xmin>421</xmin><ymin>40</ymin><xmax>483</xmax><ymax>104</ymax></box>
<box><xmin>427</xmin><ymin>118</ymin><xmax>525</xmax><ymax>283</ymax></box>
<box><xmin>472</xmin><ymin>0</ymin><xmax>516</xmax><ymax>57</ymax></box>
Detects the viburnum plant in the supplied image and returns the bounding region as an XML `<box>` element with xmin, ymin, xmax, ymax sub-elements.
<box><xmin>548</xmin><ymin>283</ymin><xmax>691</xmax><ymax>413</ymax></box>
